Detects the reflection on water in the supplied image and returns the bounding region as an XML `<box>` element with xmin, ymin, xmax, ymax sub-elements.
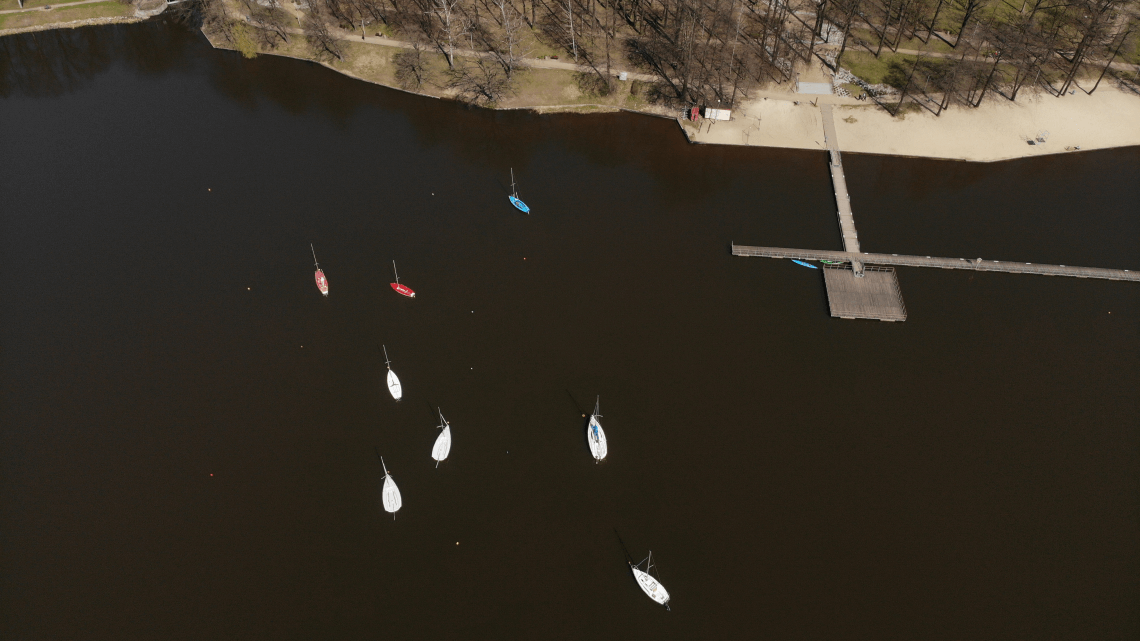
<box><xmin>0</xmin><ymin>20</ymin><xmax>194</xmax><ymax>97</ymax></box>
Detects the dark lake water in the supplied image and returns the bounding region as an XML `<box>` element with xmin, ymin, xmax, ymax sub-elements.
<box><xmin>2</xmin><ymin>22</ymin><xmax>1138</xmax><ymax>640</ymax></box>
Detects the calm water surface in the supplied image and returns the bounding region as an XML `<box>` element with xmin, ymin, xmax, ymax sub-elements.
<box><xmin>2</xmin><ymin>22</ymin><xmax>1138</xmax><ymax>640</ymax></box>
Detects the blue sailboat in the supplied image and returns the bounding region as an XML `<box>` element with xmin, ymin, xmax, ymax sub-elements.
<box><xmin>509</xmin><ymin>168</ymin><xmax>530</xmax><ymax>214</ymax></box>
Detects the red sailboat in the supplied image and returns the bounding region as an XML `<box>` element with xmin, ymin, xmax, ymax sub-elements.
<box><xmin>311</xmin><ymin>244</ymin><xmax>328</xmax><ymax>297</ymax></box>
<box><xmin>390</xmin><ymin>260</ymin><xmax>415</xmax><ymax>298</ymax></box>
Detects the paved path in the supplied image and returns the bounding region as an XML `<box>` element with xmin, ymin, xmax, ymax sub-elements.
<box><xmin>0</xmin><ymin>0</ymin><xmax>109</xmax><ymax>15</ymax></box>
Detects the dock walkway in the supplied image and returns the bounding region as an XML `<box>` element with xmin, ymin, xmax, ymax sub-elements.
<box><xmin>731</xmin><ymin>245</ymin><xmax>1139</xmax><ymax>282</ymax></box>
<box><xmin>820</xmin><ymin>103</ymin><xmax>860</xmax><ymax>256</ymax></box>
<box><xmin>731</xmin><ymin>104</ymin><xmax>1136</xmax><ymax>321</ymax></box>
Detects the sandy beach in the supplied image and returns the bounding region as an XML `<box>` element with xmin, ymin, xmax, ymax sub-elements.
<box><xmin>685</xmin><ymin>84</ymin><xmax>1140</xmax><ymax>162</ymax></box>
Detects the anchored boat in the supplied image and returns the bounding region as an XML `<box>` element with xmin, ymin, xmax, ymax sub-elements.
<box><xmin>311</xmin><ymin>244</ymin><xmax>329</xmax><ymax>296</ymax></box>
<box><xmin>382</xmin><ymin>345</ymin><xmax>402</xmax><ymax>401</ymax></box>
<box><xmin>587</xmin><ymin>396</ymin><xmax>607</xmax><ymax>462</ymax></box>
<box><xmin>377</xmin><ymin>451</ymin><xmax>402</xmax><ymax>519</ymax></box>
<box><xmin>630</xmin><ymin>552</ymin><xmax>671</xmax><ymax>610</ymax></box>
<box><xmin>431</xmin><ymin>409</ymin><xmax>452</xmax><ymax>467</ymax></box>
<box><xmin>508</xmin><ymin>168</ymin><xmax>529</xmax><ymax>214</ymax></box>
<box><xmin>390</xmin><ymin>260</ymin><xmax>416</xmax><ymax>298</ymax></box>
<box><xmin>791</xmin><ymin>259</ymin><xmax>818</xmax><ymax>269</ymax></box>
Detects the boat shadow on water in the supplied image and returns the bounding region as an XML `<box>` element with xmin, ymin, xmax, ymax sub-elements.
<box><xmin>566</xmin><ymin>390</ymin><xmax>605</xmax><ymax>462</ymax></box>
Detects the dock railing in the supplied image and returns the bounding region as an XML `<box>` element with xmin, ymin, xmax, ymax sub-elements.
<box><xmin>731</xmin><ymin>244</ymin><xmax>1139</xmax><ymax>282</ymax></box>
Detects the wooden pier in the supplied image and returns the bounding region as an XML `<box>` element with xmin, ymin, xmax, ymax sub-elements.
<box><xmin>820</xmin><ymin>103</ymin><xmax>860</xmax><ymax>256</ymax></box>
<box><xmin>731</xmin><ymin>245</ymin><xmax>1139</xmax><ymax>282</ymax></box>
<box><xmin>731</xmin><ymin>103</ymin><xmax>1136</xmax><ymax>320</ymax></box>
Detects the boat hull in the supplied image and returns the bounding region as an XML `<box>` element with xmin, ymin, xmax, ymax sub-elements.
<box><xmin>631</xmin><ymin>567</ymin><xmax>670</xmax><ymax>606</ymax></box>
<box><xmin>432</xmin><ymin>426</ymin><xmax>451</xmax><ymax>463</ymax></box>
<box><xmin>382</xmin><ymin>475</ymin><xmax>402</xmax><ymax>513</ymax></box>
<box><xmin>314</xmin><ymin>269</ymin><xmax>329</xmax><ymax>295</ymax></box>
<box><xmin>509</xmin><ymin>196</ymin><xmax>530</xmax><ymax>214</ymax></box>
<box><xmin>587</xmin><ymin>416</ymin><xmax>607</xmax><ymax>461</ymax></box>
<box><xmin>791</xmin><ymin>259</ymin><xmax>818</xmax><ymax>269</ymax></box>
<box><xmin>386</xmin><ymin>369</ymin><xmax>402</xmax><ymax>400</ymax></box>
<box><xmin>391</xmin><ymin>283</ymin><xmax>415</xmax><ymax>297</ymax></box>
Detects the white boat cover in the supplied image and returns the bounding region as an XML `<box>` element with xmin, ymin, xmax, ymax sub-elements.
<box><xmin>386</xmin><ymin>369</ymin><xmax>402</xmax><ymax>400</ymax></box>
<box><xmin>382</xmin><ymin>474</ymin><xmax>402</xmax><ymax>513</ymax></box>
<box><xmin>632</xmin><ymin>566</ymin><xmax>670</xmax><ymax>606</ymax></box>
<box><xmin>587</xmin><ymin>415</ymin><xmax>607</xmax><ymax>461</ymax></box>
<box><xmin>432</xmin><ymin>425</ymin><xmax>451</xmax><ymax>463</ymax></box>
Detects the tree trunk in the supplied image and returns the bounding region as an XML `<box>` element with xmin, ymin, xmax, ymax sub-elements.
<box><xmin>1091</xmin><ymin>29</ymin><xmax>1131</xmax><ymax>94</ymax></box>
<box><xmin>894</xmin><ymin>55</ymin><xmax>921</xmax><ymax>114</ymax></box>
<box><xmin>924</xmin><ymin>0</ymin><xmax>944</xmax><ymax>43</ymax></box>
<box><xmin>876</xmin><ymin>0</ymin><xmax>895</xmax><ymax>56</ymax></box>
<box><xmin>973</xmin><ymin>53</ymin><xmax>1003</xmax><ymax>107</ymax></box>
<box><xmin>835</xmin><ymin>3</ymin><xmax>858</xmax><ymax>69</ymax></box>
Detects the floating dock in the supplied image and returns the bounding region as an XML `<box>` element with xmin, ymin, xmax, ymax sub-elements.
<box><xmin>823</xmin><ymin>265</ymin><xmax>906</xmax><ymax>321</ymax></box>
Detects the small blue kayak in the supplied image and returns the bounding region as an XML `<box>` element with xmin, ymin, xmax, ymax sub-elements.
<box><xmin>792</xmin><ymin>259</ymin><xmax>818</xmax><ymax>269</ymax></box>
<box><xmin>509</xmin><ymin>195</ymin><xmax>530</xmax><ymax>214</ymax></box>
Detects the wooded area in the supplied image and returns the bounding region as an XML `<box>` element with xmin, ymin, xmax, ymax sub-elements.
<box><xmin>183</xmin><ymin>0</ymin><xmax>1140</xmax><ymax>112</ymax></box>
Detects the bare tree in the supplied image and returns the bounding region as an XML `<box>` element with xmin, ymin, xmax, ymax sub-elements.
<box><xmin>566</xmin><ymin>0</ymin><xmax>578</xmax><ymax>63</ymax></box>
<box><xmin>428</xmin><ymin>0</ymin><xmax>469</xmax><ymax>68</ymax></box>
<box><xmin>490</xmin><ymin>0</ymin><xmax>528</xmax><ymax>77</ymax></box>
<box><xmin>394</xmin><ymin>40</ymin><xmax>431</xmax><ymax>89</ymax></box>
<box><xmin>303</xmin><ymin>4</ymin><xmax>345</xmax><ymax>61</ymax></box>
<box><xmin>446</xmin><ymin>56</ymin><xmax>514</xmax><ymax>103</ymax></box>
<box><xmin>240</xmin><ymin>0</ymin><xmax>290</xmax><ymax>49</ymax></box>
<box><xmin>1090</xmin><ymin>26</ymin><xmax>1134</xmax><ymax>93</ymax></box>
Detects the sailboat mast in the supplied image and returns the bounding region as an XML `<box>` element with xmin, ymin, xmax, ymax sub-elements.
<box><xmin>510</xmin><ymin>168</ymin><xmax>517</xmax><ymax>198</ymax></box>
<box><xmin>392</xmin><ymin>260</ymin><xmax>399</xmax><ymax>284</ymax></box>
<box><xmin>383</xmin><ymin>345</ymin><xmax>391</xmax><ymax>369</ymax></box>
<box><xmin>311</xmin><ymin>243</ymin><xmax>319</xmax><ymax>267</ymax></box>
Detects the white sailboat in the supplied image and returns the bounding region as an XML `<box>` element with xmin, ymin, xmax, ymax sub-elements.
<box><xmin>378</xmin><ymin>453</ymin><xmax>402</xmax><ymax>518</ymax></box>
<box><xmin>587</xmin><ymin>396</ymin><xmax>608</xmax><ymax>462</ymax></box>
<box><xmin>431</xmin><ymin>408</ymin><xmax>452</xmax><ymax>467</ymax></box>
<box><xmin>383</xmin><ymin>345</ymin><xmax>402</xmax><ymax>401</ymax></box>
<box><xmin>630</xmin><ymin>552</ymin><xmax>671</xmax><ymax>609</ymax></box>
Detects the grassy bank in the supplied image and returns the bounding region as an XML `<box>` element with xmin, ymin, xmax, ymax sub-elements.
<box><xmin>213</xmin><ymin>29</ymin><xmax>662</xmax><ymax>115</ymax></box>
<box><xmin>0</xmin><ymin>1</ymin><xmax>131</xmax><ymax>31</ymax></box>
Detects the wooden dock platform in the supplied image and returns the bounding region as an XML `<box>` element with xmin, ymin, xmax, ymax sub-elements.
<box><xmin>734</xmin><ymin>101</ymin><xmax>1136</xmax><ymax>321</ymax></box>
<box><xmin>732</xmin><ymin>244</ymin><xmax>1140</xmax><ymax>282</ymax></box>
<box><xmin>822</xmin><ymin>265</ymin><xmax>907</xmax><ymax>321</ymax></box>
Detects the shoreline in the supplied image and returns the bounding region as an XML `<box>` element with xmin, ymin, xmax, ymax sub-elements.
<box><xmin>197</xmin><ymin>23</ymin><xmax>1140</xmax><ymax>164</ymax></box>
<box><xmin>4</xmin><ymin>9</ymin><xmax>1138</xmax><ymax>163</ymax></box>
<box><xmin>0</xmin><ymin>15</ymin><xmax>143</xmax><ymax>37</ymax></box>
<box><xmin>678</xmin><ymin>89</ymin><xmax>1140</xmax><ymax>162</ymax></box>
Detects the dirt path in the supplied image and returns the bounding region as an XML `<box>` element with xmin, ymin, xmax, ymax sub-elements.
<box><xmin>269</xmin><ymin>19</ymin><xmax>658</xmax><ymax>82</ymax></box>
<box><xmin>889</xmin><ymin>47</ymin><xmax>1140</xmax><ymax>72</ymax></box>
